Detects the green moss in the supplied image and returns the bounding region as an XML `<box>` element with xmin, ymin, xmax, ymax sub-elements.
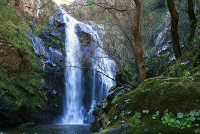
<box><xmin>0</xmin><ymin>4</ymin><xmax>48</xmax><ymax>114</ymax></box>
<box><xmin>108</xmin><ymin>86</ymin><xmax>116</xmax><ymax>93</ymax></box>
<box><xmin>104</xmin><ymin>77</ymin><xmax>200</xmax><ymax>128</ymax></box>
<box><xmin>0</xmin><ymin>66</ymin><xmax>46</xmax><ymax>112</ymax></box>
<box><xmin>0</xmin><ymin>0</ymin><xmax>10</xmax><ymax>5</ymax></box>
<box><xmin>0</xmin><ymin>5</ymin><xmax>41</xmax><ymax>72</ymax></box>
<box><xmin>193</xmin><ymin>71</ymin><xmax>200</xmax><ymax>82</ymax></box>
<box><xmin>127</xmin><ymin>116</ymin><xmax>197</xmax><ymax>134</ymax></box>
<box><xmin>164</xmin><ymin>48</ymin><xmax>200</xmax><ymax>78</ymax></box>
<box><xmin>42</xmin><ymin>34</ymin><xmax>64</xmax><ymax>51</ymax></box>
<box><xmin>99</xmin><ymin>114</ymin><xmax>199</xmax><ymax>134</ymax></box>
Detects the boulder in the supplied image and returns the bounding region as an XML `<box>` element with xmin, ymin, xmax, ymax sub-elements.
<box><xmin>106</xmin><ymin>77</ymin><xmax>200</xmax><ymax>127</ymax></box>
<box><xmin>91</xmin><ymin>77</ymin><xmax>200</xmax><ymax>133</ymax></box>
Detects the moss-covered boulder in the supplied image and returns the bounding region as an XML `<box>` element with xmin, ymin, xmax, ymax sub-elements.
<box><xmin>107</xmin><ymin>77</ymin><xmax>200</xmax><ymax>125</ymax></box>
<box><xmin>91</xmin><ymin>77</ymin><xmax>200</xmax><ymax>133</ymax></box>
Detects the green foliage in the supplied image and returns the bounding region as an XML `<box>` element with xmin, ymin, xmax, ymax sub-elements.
<box><xmin>86</xmin><ymin>0</ymin><xmax>93</xmax><ymax>4</ymax></box>
<box><xmin>124</xmin><ymin>99</ymin><xmax>131</xmax><ymax>105</ymax></box>
<box><xmin>112</xmin><ymin>89</ymin><xmax>126</xmax><ymax>104</ymax></box>
<box><xmin>103</xmin><ymin>77</ymin><xmax>200</xmax><ymax>131</ymax></box>
<box><xmin>145</xmin><ymin>55</ymin><xmax>169</xmax><ymax>77</ymax></box>
<box><xmin>0</xmin><ymin>0</ymin><xmax>10</xmax><ymax>5</ymax></box>
<box><xmin>108</xmin><ymin>85</ymin><xmax>116</xmax><ymax>93</ymax></box>
<box><xmin>177</xmin><ymin>112</ymin><xmax>184</xmax><ymax>119</ymax></box>
<box><xmin>152</xmin><ymin>111</ymin><xmax>160</xmax><ymax>119</ymax></box>
<box><xmin>86</xmin><ymin>0</ymin><xmax>96</xmax><ymax>8</ymax></box>
<box><xmin>143</xmin><ymin>110</ymin><xmax>149</xmax><ymax>114</ymax></box>
<box><xmin>130</xmin><ymin>112</ymin><xmax>142</xmax><ymax>125</ymax></box>
<box><xmin>161</xmin><ymin>110</ymin><xmax>200</xmax><ymax>129</ymax></box>
<box><xmin>124</xmin><ymin>63</ymin><xmax>136</xmax><ymax>82</ymax></box>
<box><xmin>102</xmin><ymin>98</ymin><xmax>108</xmax><ymax>107</ymax></box>
<box><xmin>164</xmin><ymin>46</ymin><xmax>199</xmax><ymax>78</ymax></box>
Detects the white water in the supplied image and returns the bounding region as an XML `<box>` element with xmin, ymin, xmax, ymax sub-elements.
<box><xmin>61</xmin><ymin>9</ymin><xmax>84</xmax><ymax>124</ymax></box>
<box><xmin>60</xmin><ymin>7</ymin><xmax>116</xmax><ymax>124</ymax></box>
<box><xmin>83</xmin><ymin>23</ymin><xmax>116</xmax><ymax>122</ymax></box>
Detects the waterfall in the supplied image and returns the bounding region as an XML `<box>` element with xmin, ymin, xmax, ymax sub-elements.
<box><xmin>60</xmin><ymin>7</ymin><xmax>116</xmax><ymax>124</ymax></box>
<box><xmin>61</xmin><ymin>9</ymin><xmax>84</xmax><ymax>124</ymax></box>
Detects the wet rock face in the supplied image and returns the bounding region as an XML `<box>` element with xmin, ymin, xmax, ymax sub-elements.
<box><xmin>76</xmin><ymin>24</ymin><xmax>92</xmax><ymax>46</ymax></box>
<box><xmin>27</xmin><ymin>13</ymin><xmax>66</xmax><ymax>119</ymax></box>
<box><xmin>0</xmin><ymin>41</ymin><xmax>32</xmax><ymax>73</ymax></box>
<box><xmin>75</xmin><ymin>24</ymin><xmax>96</xmax><ymax>67</ymax></box>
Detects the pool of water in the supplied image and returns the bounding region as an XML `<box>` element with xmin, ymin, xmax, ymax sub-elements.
<box><xmin>0</xmin><ymin>124</ymin><xmax>91</xmax><ymax>134</ymax></box>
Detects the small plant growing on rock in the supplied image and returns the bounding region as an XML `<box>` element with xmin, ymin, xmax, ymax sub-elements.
<box><xmin>127</xmin><ymin>111</ymin><xmax>132</xmax><ymax>115</ymax></box>
<box><xmin>131</xmin><ymin>112</ymin><xmax>142</xmax><ymax>125</ymax></box>
<box><xmin>143</xmin><ymin>110</ymin><xmax>149</xmax><ymax>114</ymax></box>
<box><xmin>106</xmin><ymin>121</ymin><xmax>111</xmax><ymax>127</ymax></box>
<box><xmin>161</xmin><ymin>110</ymin><xmax>200</xmax><ymax>129</ymax></box>
<box><xmin>114</xmin><ymin>116</ymin><xmax>118</xmax><ymax>120</ymax></box>
<box><xmin>152</xmin><ymin>111</ymin><xmax>160</xmax><ymax>119</ymax></box>
<box><xmin>125</xmin><ymin>99</ymin><xmax>131</xmax><ymax>105</ymax></box>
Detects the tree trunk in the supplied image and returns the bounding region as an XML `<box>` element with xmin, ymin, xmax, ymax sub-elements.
<box><xmin>133</xmin><ymin>0</ymin><xmax>147</xmax><ymax>83</ymax></box>
<box><xmin>188</xmin><ymin>0</ymin><xmax>197</xmax><ymax>45</ymax></box>
<box><xmin>14</xmin><ymin>0</ymin><xmax>20</xmax><ymax>6</ymax></box>
<box><xmin>167</xmin><ymin>0</ymin><xmax>182</xmax><ymax>59</ymax></box>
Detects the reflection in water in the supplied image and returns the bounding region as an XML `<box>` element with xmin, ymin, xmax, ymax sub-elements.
<box><xmin>1</xmin><ymin>125</ymin><xmax>91</xmax><ymax>134</ymax></box>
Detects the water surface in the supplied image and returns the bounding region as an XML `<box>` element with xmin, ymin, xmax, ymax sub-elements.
<box><xmin>1</xmin><ymin>124</ymin><xmax>91</xmax><ymax>134</ymax></box>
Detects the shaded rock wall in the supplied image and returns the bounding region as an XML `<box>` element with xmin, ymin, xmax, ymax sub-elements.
<box><xmin>0</xmin><ymin>0</ymin><xmax>65</xmax><ymax>127</ymax></box>
<box><xmin>27</xmin><ymin>9</ymin><xmax>66</xmax><ymax>121</ymax></box>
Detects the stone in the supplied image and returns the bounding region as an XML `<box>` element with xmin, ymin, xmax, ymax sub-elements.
<box><xmin>75</xmin><ymin>24</ymin><xmax>93</xmax><ymax>46</ymax></box>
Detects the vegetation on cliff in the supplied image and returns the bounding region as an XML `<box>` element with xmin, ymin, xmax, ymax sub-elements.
<box><xmin>0</xmin><ymin>0</ymin><xmax>61</xmax><ymax>127</ymax></box>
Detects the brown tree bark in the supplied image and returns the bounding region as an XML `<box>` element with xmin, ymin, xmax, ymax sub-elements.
<box><xmin>188</xmin><ymin>0</ymin><xmax>197</xmax><ymax>45</ymax></box>
<box><xmin>14</xmin><ymin>0</ymin><xmax>20</xmax><ymax>6</ymax></box>
<box><xmin>133</xmin><ymin>0</ymin><xmax>147</xmax><ymax>83</ymax></box>
<box><xmin>167</xmin><ymin>0</ymin><xmax>182</xmax><ymax>59</ymax></box>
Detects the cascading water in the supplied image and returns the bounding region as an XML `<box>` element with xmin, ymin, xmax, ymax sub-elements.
<box><xmin>60</xmin><ymin>7</ymin><xmax>116</xmax><ymax>124</ymax></box>
<box><xmin>61</xmin><ymin>9</ymin><xmax>84</xmax><ymax>124</ymax></box>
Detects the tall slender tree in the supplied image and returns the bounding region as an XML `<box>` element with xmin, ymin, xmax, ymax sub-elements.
<box><xmin>133</xmin><ymin>0</ymin><xmax>146</xmax><ymax>83</ymax></box>
<box><xmin>188</xmin><ymin>0</ymin><xmax>197</xmax><ymax>45</ymax></box>
<box><xmin>167</xmin><ymin>0</ymin><xmax>182</xmax><ymax>59</ymax></box>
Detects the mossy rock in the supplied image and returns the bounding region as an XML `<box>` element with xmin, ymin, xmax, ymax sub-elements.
<box><xmin>164</xmin><ymin>47</ymin><xmax>199</xmax><ymax>78</ymax></box>
<box><xmin>98</xmin><ymin>124</ymin><xmax>134</xmax><ymax>134</ymax></box>
<box><xmin>192</xmin><ymin>71</ymin><xmax>200</xmax><ymax>82</ymax></box>
<box><xmin>100</xmin><ymin>117</ymin><xmax>199</xmax><ymax>134</ymax></box>
<box><xmin>106</xmin><ymin>77</ymin><xmax>200</xmax><ymax>127</ymax></box>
